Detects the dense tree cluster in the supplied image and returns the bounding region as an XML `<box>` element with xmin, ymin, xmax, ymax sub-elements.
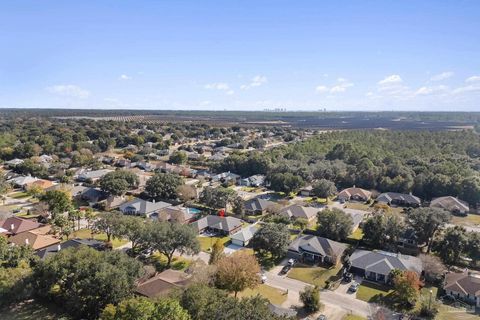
<box><xmin>99</xmin><ymin>170</ymin><xmax>140</xmax><ymax>195</ymax></box>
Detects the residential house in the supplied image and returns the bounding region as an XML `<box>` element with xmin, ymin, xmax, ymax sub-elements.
<box><xmin>157</xmin><ymin>206</ymin><xmax>197</xmax><ymax>224</ymax></box>
<box><xmin>25</xmin><ymin>179</ymin><xmax>54</xmax><ymax>190</ymax></box>
<box><xmin>104</xmin><ymin>195</ymin><xmax>128</xmax><ymax>210</ymax></box>
<box><xmin>116</xmin><ymin>159</ymin><xmax>131</xmax><ymax>168</ymax></box>
<box><xmin>230</xmin><ymin>225</ymin><xmax>259</xmax><ymax>247</ymax></box>
<box><xmin>9</xmin><ymin>231</ymin><xmax>60</xmax><ymax>251</ymax></box>
<box><xmin>444</xmin><ymin>271</ymin><xmax>480</xmax><ymax>307</ymax></box>
<box><xmin>349</xmin><ymin>250</ymin><xmax>423</xmax><ymax>284</ymax></box>
<box><xmin>191</xmin><ymin>215</ymin><xmax>243</xmax><ymax>235</ymax></box>
<box><xmin>77</xmin><ymin>169</ymin><xmax>113</xmax><ymax>182</ymax></box>
<box><xmin>135</xmin><ymin>269</ymin><xmax>191</xmax><ymax>298</ymax></box>
<box><xmin>279</xmin><ymin>205</ymin><xmax>318</xmax><ymax>222</ymax></box>
<box><xmin>430</xmin><ymin>196</ymin><xmax>469</xmax><ymax>215</ymax></box>
<box><xmin>287</xmin><ymin>235</ymin><xmax>347</xmax><ymax>265</ymax></box>
<box><xmin>36</xmin><ymin>238</ymin><xmax>106</xmax><ymax>260</ymax></box>
<box><xmin>239</xmin><ymin>175</ymin><xmax>266</xmax><ymax>187</ymax></box>
<box><xmin>244</xmin><ymin>198</ymin><xmax>276</xmax><ymax>216</ymax></box>
<box><xmin>211</xmin><ymin>172</ymin><xmax>241</xmax><ymax>184</ymax></box>
<box><xmin>79</xmin><ymin>188</ymin><xmax>108</xmax><ymax>206</ymax></box>
<box><xmin>8</xmin><ymin>175</ymin><xmax>39</xmax><ymax>188</ymax></box>
<box><xmin>0</xmin><ymin>217</ymin><xmax>47</xmax><ymax>236</ymax></box>
<box><xmin>397</xmin><ymin>228</ymin><xmax>420</xmax><ymax>255</ymax></box>
<box><xmin>4</xmin><ymin>158</ymin><xmax>24</xmax><ymax>168</ymax></box>
<box><xmin>376</xmin><ymin>192</ymin><xmax>421</xmax><ymax>207</ymax></box>
<box><xmin>299</xmin><ymin>185</ymin><xmax>313</xmax><ymax>197</ymax></box>
<box><xmin>119</xmin><ymin>198</ymin><xmax>171</xmax><ymax>217</ymax></box>
<box><xmin>209</xmin><ymin>153</ymin><xmax>227</xmax><ymax>161</ymax></box>
<box><xmin>337</xmin><ymin>186</ymin><xmax>372</xmax><ymax>202</ymax></box>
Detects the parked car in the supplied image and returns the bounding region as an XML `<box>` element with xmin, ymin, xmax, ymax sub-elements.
<box><xmin>348</xmin><ymin>282</ymin><xmax>360</xmax><ymax>293</ymax></box>
<box><xmin>343</xmin><ymin>272</ymin><xmax>353</xmax><ymax>283</ymax></box>
<box><xmin>287</xmin><ymin>258</ymin><xmax>297</xmax><ymax>266</ymax></box>
<box><xmin>260</xmin><ymin>274</ymin><xmax>267</xmax><ymax>283</ymax></box>
<box><xmin>317</xmin><ymin>315</ymin><xmax>327</xmax><ymax>320</ymax></box>
<box><xmin>280</xmin><ymin>264</ymin><xmax>291</xmax><ymax>275</ymax></box>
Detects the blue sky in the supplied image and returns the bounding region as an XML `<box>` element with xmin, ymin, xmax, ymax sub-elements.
<box><xmin>1</xmin><ymin>0</ymin><xmax>479</xmax><ymax>111</ymax></box>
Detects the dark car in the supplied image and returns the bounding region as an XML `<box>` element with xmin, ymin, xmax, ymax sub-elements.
<box><xmin>280</xmin><ymin>264</ymin><xmax>291</xmax><ymax>275</ymax></box>
<box><xmin>343</xmin><ymin>272</ymin><xmax>353</xmax><ymax>283</ymax></box>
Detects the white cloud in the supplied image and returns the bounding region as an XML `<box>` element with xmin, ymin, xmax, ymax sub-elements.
<box><xmin>226</xmin><ymin>90</ymin><xmax>235</xmax><ymax>95</ymax></box>
<box><xmin>241</xmin><ymin>75</ymin><xmax>268</xmax><ymax>90</ymax></box>
<box><xmin>315</xmin><ymin>78</ymin><xmax>353</xmax><ymax>94</ymax></box>
<box><xmin>204</xmin><ymin>82</ymin><xmax>230</xmax><ymax>90</ymax></box>
<box><xmin>465</xmin><ymin>75</ymin><xmax>480</xmax><ymax>83</ymax></box>
<box><xmin>119</xmin><ymin>74</ymin><xmax>131</xmax><ymax>80</ymax></box>
<box><xmin>378</xmin><ymin>74</ymin><xmax>403</xmax><ymax>85</ymax></box>
<box><xmin>315</xmin><ymin>85</ymin><xmax>329</xmax><ymax>93</ymax></box>
<box><xmin>47</xmin><ymin>84</ymin><xmax>90</xmax><ymax>99</ymax></box>
<box><xmin>452</xmin><ymin>85</ymin><xmax>480</xmax><ymax>94</ymax></box>
<box><xmin>430</xmin><ymin>71</ymin><xmax>453</xmax><ymax>82</ymax></box>
<box><xmin>365</xmin><ymin>92</ymin><xmax>374</xmax><ymax>97</ymax></box>
<box><xmin>415</xmin><ymin>85</ymin><xmax>449</xmax><ymax>96</ymax></box>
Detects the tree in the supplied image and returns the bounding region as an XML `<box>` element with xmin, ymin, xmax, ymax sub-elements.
<box><xmin>434</xmin><ymin>226</ymin><xmax>468</xmax><ymax>265</ymax></box>
<box><xmin>312</xmin><ymin>179</ymin><xmax>337</xmax><ymax>198</ymax></box>
<box><xmin>199</xmin><ymin>186</ymin><xmax>236</xmax><ymax>209</ymax></box>
<box><xmin>419</xmin><ymin>254</ymin><xmax>446</xmax><ymax>282</ymax></box>
<box><xmin>26</xmin><ymin>184</ymin><xmax>44</xmax><ymax>199</ymax></box>
<box><xmin>393</xmin><ymin>270</ymin><xmax>422</xmax><ymax>308</ymax></box>
<box><xmin>94</xmin><ymin>212</ymin><xmax>125</xmax><ymax>242</ymax></box>
<box><xmin>300</xmin><ymin>285</ymin><xmax>321</xmax><ymax>313</ymax></box>
<box><xmin>177</xmin><ymin>184</ymin><xmax>197</xmax><ymax>202</ymax></box>
<box><xmin>316</xmin><ymin>208</ymin><xmax>353</xmax><ymax>241</ymax></box>
<box><xmin>209</xmin><ymin>239</ymin><xmax>224</xmax><ymax>265</ymax></box>
<box><xmin>145</xmin><ymin>172</ymin><xmax>182</xmax><ymax>200</ymax></box>
<box><xmin>251</xmin><ymin>223</ymin><xmax>290</xmax><ymax>259</ymax></box>
<box><xmin>231</xmin><ymin>196</ymin><xmax>245</xmax><ymax>216</ymax></box>
<box><xmin>293</xmin><ymin>217</ymin><xmax>308</xmax><ymax>231</ymax></box>
<box><xmin>467</xmin><ymin>232</ymin><xmax>480</xmax><ymax>267</ymax></box>
<box><xmin>268</xmin><ymin>172</ymin><xmax>305</xmax><ymax>194</ymax></box>
<box><xmin>408</xmin><ymin>208</ymin><xmax>450</xmax><ymax>252</ymax></box>
<box><xmin>215</xmin><ymin>251</ymin><xmax>260</xmax><ymax>297</ymax></box>
<box><xmin>40</xmin><ymin>190</ymin><xmax>72</xmax><ymax>218</ymax></box>
<box><xmin>119</xmin><ymin>216</ymin><xmax>147</xmax><ymax>252</ymax></box>
<box><xmin>363</xmin><ymin>213</ymin><xmax>405</xmax><ymax>249</ymax></box>
<box><xmin>144</xmin><ymin>222</ymin><xmax>200</xmax><ymax>268</ymax></box>
<box><xmin>169</xmin><ymin>151</ymin><xmax>187</xmax><ymax>165</ymax></box>
<box><xmin>101</xmin><ymin>297</ymin><xmax>190</xmax><ymax>320</ymax></box>
<box><xmin>99</xmin><ymin>170</ymin><xmax>139</xmax><ymax>196</ymax></box>
<box><xmin>32</xmin><ymin>246</ymin><xmax>144</xmax><ymax>319</ymax></box>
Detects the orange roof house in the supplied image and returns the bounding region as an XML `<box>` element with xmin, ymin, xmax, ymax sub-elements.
<box><xmin>8</xmin><ymin>231</ymin><xmax>60</xmax><ymax>250</ymax></box>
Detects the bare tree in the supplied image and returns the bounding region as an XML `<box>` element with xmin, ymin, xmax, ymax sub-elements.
<box><xmin>419</xmin><ymin>254</ymin><xmax>446</xmax><ymax>282</ymax></box>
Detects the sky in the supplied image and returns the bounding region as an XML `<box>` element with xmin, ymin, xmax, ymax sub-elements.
<box><xmin>1</xmin><ymin>0</ymin><xmax>480</xmax><ymax>111</ymax></box>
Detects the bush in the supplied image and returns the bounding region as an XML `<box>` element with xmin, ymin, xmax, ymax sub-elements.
<box><xmin>299</xmin><ymin>285</ymin><xmax>321</xmax><ymax>313</ymax></box>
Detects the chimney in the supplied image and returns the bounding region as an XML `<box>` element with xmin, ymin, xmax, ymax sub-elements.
<box><xmin>57</xmin><ymin>244</ymin><xmax>61</xmax><ymax>251</ymax></box>
<box><xmin>10</xmin><ymin>224</ymin><xmax>15</xmax><ymax>231</ymax></box>
<box><xmin>152</xmin><ymin>199</ymin><xmax>155</xmax><ymax>203</ymax></box>
<box><xmin>25</xmin><ymin>238</ymin><xmax>29</xmax><ymax>245</ymax></box>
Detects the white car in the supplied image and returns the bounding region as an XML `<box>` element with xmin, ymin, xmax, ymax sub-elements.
<box><xmin>260</xmin><ymin>274</ymin><xmax>267</xmax><ymax>283</ymax></box>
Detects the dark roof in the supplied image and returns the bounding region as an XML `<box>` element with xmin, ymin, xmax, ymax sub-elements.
<box><xmin>244</xmin><ymin>198</ymin><xmax>276</xmax><ymax>212</ymax></box>
<box><xmin>36</xmin><ymin>238</ymin><xmax>105</xmax><ymax>259</ymax></box>
<box><xmin>81</xmin><ymin>188</ymin><xmax>108</xmax><ymax>202</ymax></box>
<box><xmin>376</xmin><ymin>192</ymin><xmax>421</xmax><ymax>205</ymax></box>
<box><xmin>119</xmin><ymin>198</ymin><xmax>171</xmax><ymax>215</ymax></box>
<box><xmin>350</xmin><ymin>249</ymin><xmax>422</xmax><ymax>275</ymax></box>
<box><xmin>135</xmin><ymin>269</ymin><xmax>191</xmax><ymax>298</ymax></box>
<box><xmin>191</xmin><ymin>215</ymin><xmax>243</xmax><ymax>233</ymax></box>
<box><xmin>444</xmin><ymin>271</ymin><xmax>480</xmax><ymax>297</ymax></box>
<box><xmin>288</xmin><ymin>235</ymin><xmax>347</xmax><ymax>258</ymax></box>
<box><xmin>0</xmin><ymin>217</ymin><xmax>43</xmax><ymax>235</ymax></box>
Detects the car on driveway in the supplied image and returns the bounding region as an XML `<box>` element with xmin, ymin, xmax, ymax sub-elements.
<box><xmin>317</xmin><ymin>315</ymin><xmax>327</xmax><ymax>320</ymax></box>
<box><xmin>343</xmin><ymin>272</ymin><xmax>353</xmax><ymax>283</ymax></box>
<box><xmin>280</xmin><ymin>264</ymin><xmax>292</xmax><ymax>275</ymax></box>
<box><xmin>287</xmin><ymin>258</ymin><xmax>296</xmax><ymax>266</ymax></box>
<box><xmin>260</xmin><ymin>274</ymin><xmax>267</xmax><ymax>283</ymax></box>
<box><xmin>348</xmin><ymin>281</ymin><xmax>360</xmax><ymax>293</ymax></box>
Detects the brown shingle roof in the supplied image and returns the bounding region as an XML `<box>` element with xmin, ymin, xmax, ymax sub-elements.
<box><xmin>8</xmin><ymin>231</ymin><xmax>60</xmax><ymax>250</ymax></box>
<box><xmin>0</xmin><ymin>217</ymin><xmax>43</xmax><ymax>236</ymax></box>
<box><xmin>135</xmin><ymin>269</ymin><xmax>191</xmax><ymax>298</ymax></box>
<box><xmin>445</xmin><ymin>271</ymin><xmax>480</xmax><ymax>297</ymax></box>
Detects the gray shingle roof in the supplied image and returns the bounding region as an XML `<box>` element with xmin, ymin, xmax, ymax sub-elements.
<box><xmin>376</xmin><ymin>192</ymin><xmax>421</xmax><ymax>205</ymax></box>
<box><xmin>350</xmin><ymin>249</ymin><xmax>423</xmax><ymax>275</ymax></box>
<box><xmin>230</xmin><ymin>225</ymin><xmax>259</xmax><ymax>242</ymax></box>
<box><xmin>244</xmin><ymin>198</ymin><xmax>275</xmax><ymax>212</ymax></box>
<box><xmin>288</xmin><ymin>235</ymin><xmax>347</xmax><ymax>258</ymax></box>
<box><xmin>444</xmin><ymin>272</ymin><xmax>480</xmax><ymax>297</ymax></box>
<box><xmin>430</xmin><ymin>196</ymin><xmax>469</xmax><ymax>212</ymax></box>
<box><xmin>280</xmin><ymin>205</ymin><xmax>318</xmax><ymax>220</ymax></box>
<box><xmin>191</xmin><ymin>215</ymin><xmax>242</xmax><ymax>233</ymax></box>
<box><xmin>119</xmin><ymin>198</ymin><xmax>171</xmax><ymax>215</ymax></box>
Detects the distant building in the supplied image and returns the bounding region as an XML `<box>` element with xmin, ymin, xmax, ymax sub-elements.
<box><xmin>244</xmin><ymin>198</ymin><xmax>276</xmax><ymax>216</ymax></box>
<box><xmin>430</xmin><ymin>196</ymin><xmax>469</xmax><ymax>215</ymax></box>
<box><xmin>77</xmin><ymin>169</ymin><xmax>113</xmax><ymax>182</ymax></box>
<box><xmin>376</xmin><ymin>192</ymin><xmax>421</xmax><ymax>207</ymax></box>
<box><xmin>119</xmin><ymin>198</ymin><xmax>171</xmax><ymax>217</ymax></box>
<box><xmin>230</xmin><ymin>225</ymin><xmax>259</xmax><ymax>247</ymax></box>
<box><xmin>279</xmin><ymin>205</ymin><xmax>318</xmax><ymax>222</ymax></box>
<box><xmin>444</xmin><ymin>271</ymin><xmax>480</xmax><ymax>307</ymax></box>
<box><xmin>287</xmin><ymin>235</ymin><xmax>347</xmax><ymax>265</ymax></box>
<box><xmin>337</xmin><ymin>186</ymin><xmax>372</xmax><ymax>202</ymax></box>
<box><xmin>136</xmin><ymin>269</ymin><xmax>191</xmax><ymax>298</ymax></box>
<box><xmin>191</xmin><ymin>215</ymin><xmax>243</xmax><ymax>235</ymax></box>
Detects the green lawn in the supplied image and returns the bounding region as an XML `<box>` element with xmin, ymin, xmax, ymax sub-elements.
<box><xmin>237</xmin><ymin>284</ymin><xmax>287</xmax><ymax>305</ymax></box>
<box><xmin>67</xmin><ymin>228</ymin><xmax>129</xmax><ymax>249</ymax></box>
<box><xmin>356</xmin><ymin>281</ymin><xmax>394</xmax><ymax>303</ymax></box>
<box><xmin>451</xmin><ymin>214</ymin><xmax>480</xmax><ymax>227</ymax></box>
<box><xmin>197</xmin><ymin>235</ymin><xmax>230</xmax><ymax>252</ymax></box>
<box><xmin>287</xmin><ymin>263</ymin><xmax>342</xmax><ymax>288</ymax></box>
<box><xmin>1</xmin><ymin>300</ymin><xmax>69</xmax><ymax>320</ymax></box>
<box><xmin>348</xmin><ymin>228</ymin><xmax>364</xmax><ymax>241</ymax></box>
<box><xmin>9</xmin><ymin>191</ymin><xmax>30</xmax><ymax>199</ymax></box>
<box><xmin>437</xmin><ymin>304</ymin><xmax>480</xmax><ymax>320</ymax></box>
<box><xmin>345</xmin><ymin>202</ymin><xmax>372</xmax><ymax>211</ymax></box>
<box><xmin>150</xmin><ymin>252</ymin><xmax>191</xmax><ymax>271</ymax></box>
<box><xmin>343</xmin><ymin>315</ymin><xmax>367</xmax><ymax>320</ymax></box>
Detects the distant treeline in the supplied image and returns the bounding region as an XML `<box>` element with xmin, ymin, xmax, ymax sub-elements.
<box><xmin>214</xmin><ymin>130</ymin><xmax>480</xmax><ymax>206</ymax></box>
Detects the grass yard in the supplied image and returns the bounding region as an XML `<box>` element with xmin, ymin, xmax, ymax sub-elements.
<box><xmin>67</xmin><ymin>228</ymin><xmax>129</xmax><ymax>249</ymax></box>
<box><xmin>1</xmin><ymin>300</ymin><xmax>69</xmax><ymax>320</ymax></box>
<box><xmin>150</xmin><ymin>252</ymin><xmax>191</xmax><ymax>271</ymax></box>
<box><xmin>343</xmin><ymin>315</ymin><xmax>367</xmax><ymax>320</ymax></box>
<box><xmin>451</xmin><ymin>214</ymin><xmax>480</xmax><ymax>227</ymax></box>
<box><xmin>437</xmin><ymin>304</ymin><xmax>480</xmax><ymax>320</ymax></box>
<box><xmin>197</xmin><ymin>235</ymin><xmax>230</xmax><ymax>252</ymax></box>
<box><xmin>9</xmin><ymin>191</ymin><xmax>30</xmax><ymax>199</ymax></box>
<box><xmin>237</xmin><ymin>284</ymin><xmax>287</xmax><ymax>305</ymax></box>
<box><xmin>287</xmin><ymin>263</ymin><xmax>342</xmax><ymax>288</ymax></box>
<box><xmin>345</xmin><ymin>202</ymin><xmax>372</xmax><ymax>211</ymax></box>
<box><xmin>355</xmin><ymin>281</ymin><xmax>394</xmax><ymax>303</ymax></box>
<box><xmin>348</xmin><ymin>228</ymin><xmax>364</xmax><ymax>241</ymax></box>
